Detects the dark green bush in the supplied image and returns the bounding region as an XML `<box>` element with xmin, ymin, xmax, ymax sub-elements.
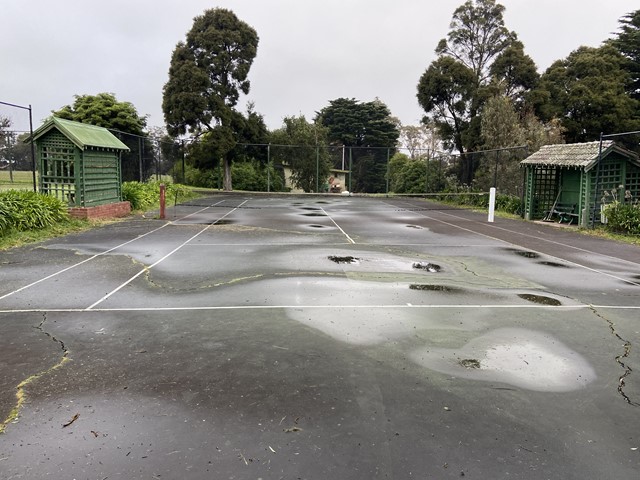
<box><xmin>0</xmin><ymin>190</ymin><xmax>68</xmax><ymax>234</ymax></box>
<box><xmin>122</xmin><ymin>181</ymin><xmax>197</xmax><ymax>211</ymax></box>
<box><xmin>602</xmin><ymin>203</ymin><xmax>640</xmax><ymax>235</ymax></box>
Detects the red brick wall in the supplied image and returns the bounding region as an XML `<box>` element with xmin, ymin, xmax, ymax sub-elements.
<box><xmin>68</xmin><ymin>201</ymin><xmax>131</xmax><ymax>219</ymax></box>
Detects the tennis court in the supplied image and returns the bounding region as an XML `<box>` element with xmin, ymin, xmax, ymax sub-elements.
<box><xmin>1</xmin><ymin>193</ymin><xmax>638</xmax><ymax>479</ymax></box>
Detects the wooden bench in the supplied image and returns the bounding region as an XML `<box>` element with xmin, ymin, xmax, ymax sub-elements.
<box><xmin>544</xmin><ymin>203</ymin><xmax>578</xmax><ymax>224</ymax></box>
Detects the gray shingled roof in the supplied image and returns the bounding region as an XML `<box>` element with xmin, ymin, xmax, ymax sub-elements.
<box><xmin>520</xmin><ymin>141</ymin><xmax>639</xmax><ymax>171</ymax></box>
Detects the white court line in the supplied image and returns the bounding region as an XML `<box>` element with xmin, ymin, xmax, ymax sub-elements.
<box><xmin>320</xmin><ymin>207</ymin><xmax>355</xmax><ymax>244</ymax></box>
<box><xmin>385</xmin><ymin>200</ymin><xmax>640</xmax><ymax>287</ymax></box>
<box><xmin>85</xmin><ymin>200</ymin><xmax>248</xmax><ymax>310</ymax></box>
<box><xmin>0</xmin><ymin>202</ymin><xmax>224</xmax><ymax>303</ymax></box>
<box><xmin>1</xmin><ymin>303</ymin><xmax>639</xmax><ymax>314</ymax></box>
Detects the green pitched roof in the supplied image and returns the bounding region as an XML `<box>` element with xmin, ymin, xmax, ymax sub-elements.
<box><xmin>520</xmin><ymin>141</ymin><xmax>639</xmax><ymax>171</ymax></box>
<box><xmin>31</xmin><ymin>117</ymin><xmax>130</xmax><ymax>151</ymax></box>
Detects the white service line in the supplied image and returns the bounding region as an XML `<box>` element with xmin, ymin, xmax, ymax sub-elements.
<box><xmin>385</xmin><ymin>200</ymin><xmax>640</xmax><ymax>287</ymax></box>
<box><xmin>85</xmin><ymin>200</ymin><xmax>247</xmax><ymax>310</ymax></box>
<box><xmin>2</xmin><ymin>303</ymin><xmax>639</xmax><ymax>314</ymax></box>
<box><xmin>320</xmin><ymin>207</ymin><xmax>356</xmax><ymax>244</ymax></box>
<box><xmin>0</xmin><ymin>202</ymin><xmax>223</xmax><ymax>303</ymax></box>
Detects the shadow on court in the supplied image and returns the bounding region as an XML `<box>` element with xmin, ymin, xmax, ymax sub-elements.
<box><xmin>0</xmin><ymin>194</ymin><xmax>638</xmax><ymax>479</ymax></box>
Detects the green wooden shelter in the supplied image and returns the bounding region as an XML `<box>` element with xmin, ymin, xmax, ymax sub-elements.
<box><xmin>31</xmin><ymin>117</ymin><xmax>130</xmax><ymax>207</ymax></box>
<box><xmin>521</xmin><ymin>141</ymin><xmax>640</xmax><ymax>226</ymax></box>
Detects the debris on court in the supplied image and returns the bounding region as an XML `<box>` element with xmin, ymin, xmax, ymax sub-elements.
<box><xmin>412</xmin><ymin>262</ymin><xmax>441</xmax><ymax>272</ymax></box>
<box><xmin>62</xmin><ymin>413</ymin><xmax>79</xmax><ymax>428</ymax></box>
<box><xmin>459</xmin><ymin>359</ymin><xmax>481</xmax><ymax>369</ymax></box>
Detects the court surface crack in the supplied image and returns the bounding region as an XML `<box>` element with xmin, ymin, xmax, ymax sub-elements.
<box><xmin>590</xmin><ymin>306</ymin><xmax>638</xmax><ymax>406</ymax></box>
<box><xmin>0</xmin><ymin>312</ymin><xmax>70</xmax><ymax>434</ymax></box>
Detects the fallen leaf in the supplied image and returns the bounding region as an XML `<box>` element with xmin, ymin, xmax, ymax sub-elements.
<box><xmin>62</xmin><ymin>413</ymin><xmax>79</xmax><ymax>428</ymax></box>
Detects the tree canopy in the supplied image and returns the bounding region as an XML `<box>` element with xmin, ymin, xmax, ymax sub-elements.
<box><xmin>316</xmin><ymin>98</ymin><xmax>399</xmax><ymax>192</ymax></box>
<box><xmin>533</xmin><ymin>45</ymin><xmax>640</xmax><ymax>142</ymax></box>
<box><xmin>417</xmin><ymin>0</ymin><xmax>528</xmax><ymax>184</ymax></box>
<box><xmin>270</xmin><ymin>115</ymin><xmax>331</xmax><ymax>193</ymax></box>
<box><xmin>609</xmin><ymin>9</ymin><xmax>640</xmax><ymax>101</ymax></box>
<box><xmin>53</xmin><ymin>92</ymin><xmax>146</xmax><ymax>135</ymax></box>
<box><xmin>162</xmin><ymin>8</ymin><xmax>259</xmax><ymax>190</ymax></box>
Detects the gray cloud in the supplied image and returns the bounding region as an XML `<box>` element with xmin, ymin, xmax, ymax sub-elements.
<box><xmin>1</xmin><ymin>0</ymin><xmax>636</xmax><ymax>132</ymax></box>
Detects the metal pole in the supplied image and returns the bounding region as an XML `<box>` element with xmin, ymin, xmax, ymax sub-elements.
<box><xmin>349</xmin><ymin>147</ymin><xmax>353</xmax><ymax>193</ymax></box>
<box><xmin>138</xmin><ymin>137</ymin><xmax>143</xmax><ymax>182</ymax></box>
<box><xmin>316</xmin><ymin>146</ymin><xmax>319</xmax><ymax>193</ymax></box>
<box><xmin>590</xmin><ymin>133</ymin><xmax>605</xmax><ymax>229</ymax></box>
<box><xmin>28</xmin><ymin>105</ymin><xmax>37</xmax><ymax>191</ymax></box>
<box><xmin>386</xmin><ymin>148</ymin><xmax>390</xmax><ymax>195</ymax></box>
<box><xmin>267</xmin><ymin>143</ymin><xmax>271</xmax><ymax>193</ymax></box>
<box><xmin>181</xmin><ymin>140</ymin><xmax>185</xmax><ymax>184</ymax></box>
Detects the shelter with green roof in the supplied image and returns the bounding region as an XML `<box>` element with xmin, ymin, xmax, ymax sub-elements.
<box><xmin>520</xmin><ymin>141</ymin><xmax>640</xmax><ymax>226</ymax></box>
<box><xmin>30</xmin><ymin>117</ymin><xmax>130</xmax><ymax>207</ymax></box>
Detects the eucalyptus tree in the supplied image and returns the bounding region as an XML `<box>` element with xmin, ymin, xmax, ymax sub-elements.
<box><xmin>417</xmin><ymin>0</ymin><xmax>536</xmax><ymax>184</ymax></box>
<box><xmin>162</xmin><ymin>8</ymin><xmax>259</xmax><ymax>191</ymax></box>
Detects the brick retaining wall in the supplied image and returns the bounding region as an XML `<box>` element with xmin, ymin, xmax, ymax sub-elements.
<box><xmin>68</xmin><ymin>201</ymin><xmax>131</xmax><ymax>219</ymax></box>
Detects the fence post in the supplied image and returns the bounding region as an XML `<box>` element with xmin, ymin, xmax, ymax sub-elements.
<box><xmin>488</xmin><ymin>187</ymin><xmax>496</xmax><ymax>223</ymax></box>
<box><xmin>159</xmin><ymin>183</ymin><xmax>166</xmax><ymax>220</ymax></box>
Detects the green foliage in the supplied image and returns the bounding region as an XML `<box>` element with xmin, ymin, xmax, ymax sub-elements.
<box><xmin>270</xmin><ymin>115</ymin><xmax>331</xmax><ymax>192</ymax></box>
<box><xmin>53</xmin><ymin>93</ymin><xmax>146</xmax><ymax>135</ymax></box>
<box><xmin>436</xmin><ymin>0</ymin><xmax>516</xmax><ymax>81</ymax></box>
<box><xmin>608</xmin><ymin>9</ymin><xmax>640</xmax><ymax>101</ymax></box>
<box><xmin>162</xmin><ymin>8</ymin><xmax>259</xmax><ymax>191</ymax></box>
<box><xmin>0</xmin><ymin>190</ymin><xmax>68</xmax><ymax>234</ymax></box>
<box><xmin>533</xmin><ymin>45</ymin><xmax>640</xmax><ymax>143</ymax></box>
<box><xmin>122</xmin><ymin>181</ymin><xmax>197</xmax><ymax>211</ymax></box>
<box><xmin>418</xmin><ymin>0</ymin><xmax>533</xmax><ymax>185</ymax></box>
<box><xmin>602</xmin><ymin>191</ymin><xmax>640</xmax><ymax>235</ymax></box>
<box><xmin>179</xmin><ymin>162</ymin><xmax>284</xmax><ymax>192</ymax></box>
<box><xmin>388</xmin><ymin>153</ymin><xmax>449</xmax><ymax>194</ymax></box>
<box><xmin>317</xmin><ymin>98</ymin><xmax>399</xmax><ymax>193</ymax></box>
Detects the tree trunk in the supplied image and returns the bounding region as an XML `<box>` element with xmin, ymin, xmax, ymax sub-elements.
<box><xmin>223</xmin><ymin>157</ymin><xmax>232</xmax><ymax>191</ymax></box>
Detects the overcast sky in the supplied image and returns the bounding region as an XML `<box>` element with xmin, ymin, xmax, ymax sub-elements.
<box><xmin>1</xmin><ymin>0</ymin><xmax>637</xmax><ymax>133</ymax></box>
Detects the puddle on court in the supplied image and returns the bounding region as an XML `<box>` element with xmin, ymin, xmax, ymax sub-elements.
<box><xmin>328</xmin><ymin>255</ymin><xmax>360</xmax><ymax>264</ymax></box>
<box><xmin>406</xmin><ymin>225</ymin><xmax>424</xmax><ymax>229</ymax></box>
<box><xmin>409</xmin><ymin>284</ymin><xmax>462</xmax><ymax>293</ymax></box>
<box><xmin>517</xmin><ymin>293</ymin><xmax>562</xmax><ymax>306</ymax></box>
<box><xmin>302</xmin><ymin>212</ymin><xmax>327</xmax><ymax>217</ymax></box>
<box><xmin>538</xmin><ymin>261</ymin><xmax>569</xmax><ymax>268</ymax></box>
<box><xmin>410</xmin><ymin>328</ymin><xmax>596</xmax><ymax>392</ymax></box>
<box><xmin>210</xmin><ymin>219</ymin><xmax>235</xmax><ymax>225</ymax></box>
<box><xmin>301</xmin><ymin>207</ymin><xmax>322</xmax><ymax>211</ymax></box>
<box><xmin>309</xmin><ymin>224</ymin><xmax>327</xmax><ymax>229</ymax></box>
<box><xmin>412</xmin><ymin>262</ymin><xmax>441</xmax><ymax>272</ymax></box>
<box><xmin>513</xmin><ymin>250</ymin><xmax>540</xmax><ymax>259</ymax></box>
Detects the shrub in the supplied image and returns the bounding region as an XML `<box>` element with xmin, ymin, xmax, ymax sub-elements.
<box><xmin>0</xmin><ymin>190</ymin><xmax>68</xmax><ymax>234</ymax></box>
<box><xmin>122</xmin><ymin>181</ymin><xmax>198</xmax><ymax>211</ymax></box>
<box><xmin>602</xmin><ymin>202</ymin><xmax>640</xmax><ymax>235</ymax></box>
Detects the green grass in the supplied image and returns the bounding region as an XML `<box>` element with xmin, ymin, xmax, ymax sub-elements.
<box><xmin>0</xmin><ymin>170</ymin><xmax>36</xmax><ymax>191</ymax></box>
<box><xmin>0</xmin><ymin>217</ymin><xmax>117</xmax><ymax>251</ymax></box>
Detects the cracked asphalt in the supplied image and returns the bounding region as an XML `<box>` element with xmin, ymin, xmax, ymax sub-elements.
<box><xmin>0</xmin><ymin>194</ymin><xmax>639</xmax><ymax>479</ymax></box>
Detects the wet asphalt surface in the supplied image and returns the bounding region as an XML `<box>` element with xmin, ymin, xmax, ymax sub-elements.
<box><xmin>0</xmin><ymin>194</ymin><xmax>639</xmax><ymax>479</ymax></box>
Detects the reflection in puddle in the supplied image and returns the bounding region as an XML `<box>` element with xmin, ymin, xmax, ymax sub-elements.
<box><xmin>538</xmin><ymin>261</ymin><xmax>569</xmax><ymax>268</ymax></box>
<box><xmin>518</xmin><ymin>293</ymin><xmax>562</xmax><ymax>306</ymax></box>
<box><xmin>412</xmin><ymin>262</ymin><xmax>441</xmax><ymax>272</ymax></box>
<box><xmin>328</xmin><ymin>255</ymin><xmax>360</xmax><ymax>264</ymax></box>
<box><xmin>514</xmin><ymin>251</ymin><xmax>540</xmax><ymax>259</ymax></box>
